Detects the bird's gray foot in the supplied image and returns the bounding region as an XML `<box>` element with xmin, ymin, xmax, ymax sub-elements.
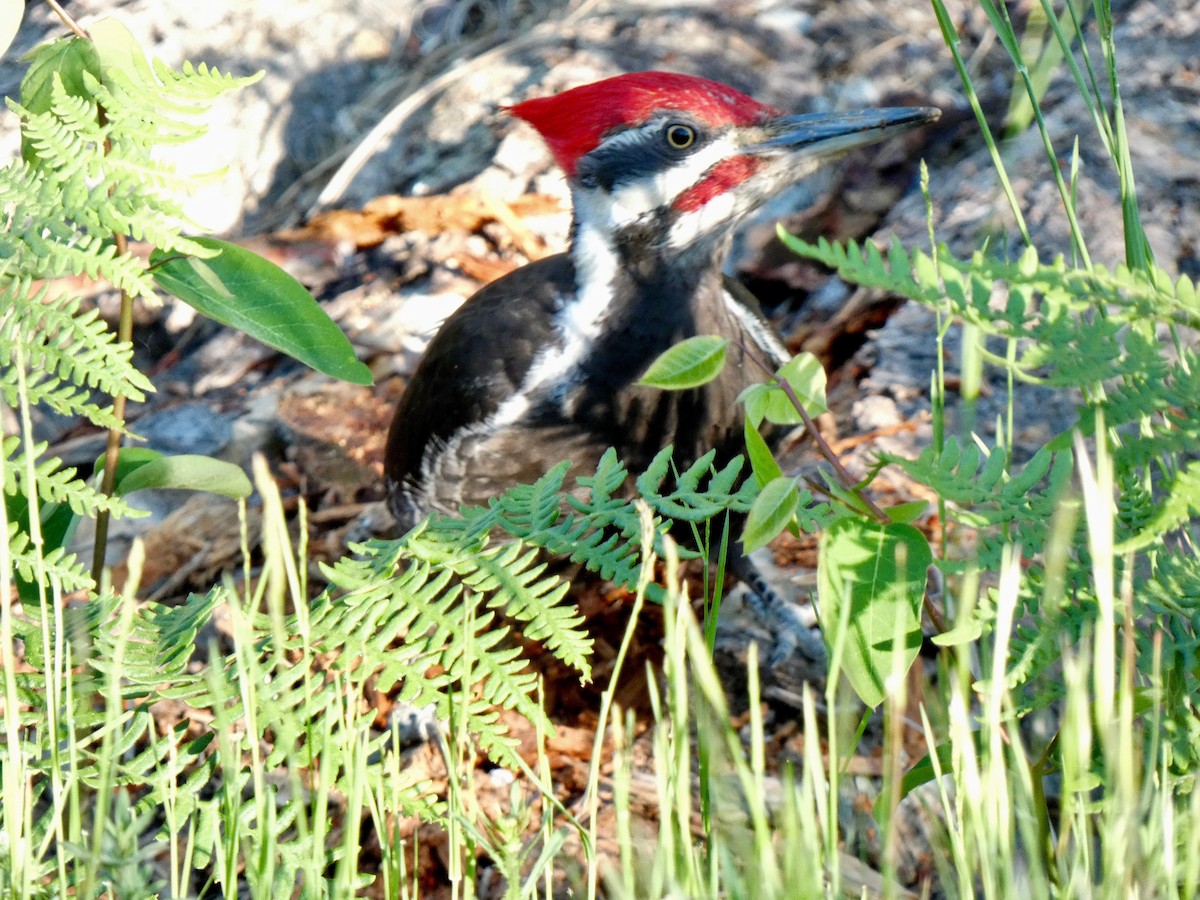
<box><xmin>731</xmin><ymin>553</ymin><xmax>826</xmax><ymax>668</ymax></box>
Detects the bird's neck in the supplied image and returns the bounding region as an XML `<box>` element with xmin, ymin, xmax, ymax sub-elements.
<box><xmin>551</xmin><ymin>214</ymin><xmax>733</xmax><ymax>394</ymax></box>
<box><xmin>567</xmin><ymin>215</ymin><xmax>729</xmax><ymax>335</ymax></box>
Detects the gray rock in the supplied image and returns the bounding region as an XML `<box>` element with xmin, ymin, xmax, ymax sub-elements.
<box><xmin>135</xmin><ymin>402</ymin><xmax>234</xmax><ymax>457</ymax></box>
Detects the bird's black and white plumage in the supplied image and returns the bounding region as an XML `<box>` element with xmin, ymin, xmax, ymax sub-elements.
<box><xmin>384</xmin><ymin>72</ymin><xmax>936</xmax><ymax>657</ymax></box>
<box><xmin>385</xmin><ymin>248</ymin><xmax>789</xmax><ymax>532</ymax></box>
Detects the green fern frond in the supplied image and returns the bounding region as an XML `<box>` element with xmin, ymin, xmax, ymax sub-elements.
<box><xmin>101</xmin><ymin>190</ymin><xmax>198</xmax><ymax>254</ymax></box>
<box><xmin>467</xmin><ymin>453</ymin><xmax>654</xmax><ymax>589</ymax></box>
<box><xmin>462</xmin><ymin>541</ymin><xmax>588</xmax><ymax>669</ymax></box>
<box><xmin>10</xmin><ymin>84</ymin><xmax>104</xmax><ymax>171</ymax></box>
<box><xmin>11</xmin><ymin>565</ymin><xmax>470</xmax><ymax>880</ymax></box>
<box><xmin>4</xmin><ymin>520</ymin><xmax>93</xmax><ymax>595</ymax></box>
<box><xmin>5</xmin><ymin>215</ymin><xmax>156</xmax><ymax>297</ymax></box>
<box><xmin>777</xmin><ymin>233</ymin><xmax>942</xmax><ymax>306</ymax></box>
<box><xmin>91</xmin><ymin>61</ymin><xmax>261</xmax><ymax>152</ymax></box>
<box><xmin>636</xmin><ymin>448</ymin><xmax>752</xmax><ymax>522</ymax></box>
<box><xmin>0</xmin><ymin>281</ymin><xmax>151</xmax><ymax>417</ymax></box>
<box><xmin>1</xmin><ymin>54</ymin><xmax>257</xmax><ymax>302</ymax></box>
<box><xmin>2</xmin><ymin>438</ymin><xmax>140</xmax><ymax>523</ymax></box>
<box><xmin>786</xmin><ymin>233</ymin><xmax>1200</xmax><ymax>340</ymax></box>
<box><xmin>165</xmin><ymin>60</ymin><xmax>264</xmax><ymax>94</ymax></box>
<box><xmin>475</xmin><ymin>447</ymin><xmax>758</xmax><ymax>594</ymax></box>
<box><xmin>310</xmin><ymin>538</ymin><xmax>559</xmax><ymax>762</ymax></box>
<box><xmin>1116</xmin><ymin>460</ymin><xmax>1200</xmax><ymax>553</ymax></box>
<box><xmin>3</xmin><ymin>435</ymin><xmax>761</xmax><ymax>880</ymax></box>
<box><xmin>788</xmin><ymin>229</ymin><xmax>1200</xmax><ymax>716</ymax></box>
<box><xmin>0</xmin><ymin>368</ymin><xmax>120</xmax><ymax>430</ymax></box>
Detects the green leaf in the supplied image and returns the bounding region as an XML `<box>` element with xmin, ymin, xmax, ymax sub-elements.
<box><xmin>931</xmin><ymin>617</ymin><xmax>983</xmax><ymax>647</ymax></box>
<box><xmin>116</xmin><ymin>454</ymin><xmax>252</xmax><ymax>500</ymax></box>
<box><xmin>151</xmin><ymin>238</ymin><xmax>373</xmax><ymax>385</ymax></box>
<box><xmin>818</xmin><ymin>519</ymin><xmax>932</xmax><ymax>708</ymax></box>
<box><xmin>775</xmin><ymin>352</ymin><xmax>828</xmax><ymax>417</ymax></box>
<box><xmin>0</xmin><ymin>0</ymin><xmax>23</xmax><ymax>61</ymax></box>
<box><xmin>738</xmin><ymin>352</ymin><xmax>828</xmax><ymax>426</ymax></box>
<box><xmin>19</xmin><ymin>37</ymin><xmax>103</xmax><ymax>162</ymax></box>
<box><xmin>1178</xmin><ymin>273</ymin><xmax>1196</xmax><ymax>308</ymax></box>
<box><xmin>20</xmin><ymin>37</ymin><xmax>101</xmax><ymax>110</ymax></box>
<box><xmin>742</xmin><ymin>476</ymin><xmax>799</xmax><ymax>553</ymax></box>
<box><xmin>743</xmin><ymin>418</ymin><xmax>783</xmax><ymax>488</ymax></box>
<box><xmin>94</xmin><ymin>447</ymin><xmax>163</xmax><ymax>485</ymax></box>
<box><xmin>94</xmin><ymin>449</ymin><xmax>252</xmax><ymax>500</ymax></box>
<box><xmin>900</xmin><ymin>741</ymin><xmax>957</xmax><ymax>800</ymax></box>
<box><xmin>639</xmin><ymin>335</ymin><xmax>728</xmax><ymax>390</ymax></box>
<box><xmin>885</xmin><ymin>501</ymin><xmax>928</xmax><ymax>524</ymax></box>
<box><xmin>89</xmin><ymin>17</ymin><xmax>156</xmax><ymax>85</ymax></box>
<box><xmin>737</xmin><ymin>383</ymin><xmax>774</xmax><ymax>427</ymax></box>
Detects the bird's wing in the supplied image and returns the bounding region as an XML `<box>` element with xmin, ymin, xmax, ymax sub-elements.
<box><xmin>721</xmin><ymin>275</ymin><xmax>791</xmax><ymax>369</ymax></box>
<box><xmin>385</xmin><ymin>253</ymin><xmax>576</xmax><ymax>498</ymax></box>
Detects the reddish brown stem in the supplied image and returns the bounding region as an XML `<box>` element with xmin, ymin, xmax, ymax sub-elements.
<box><xmin>737</xmin><ymin>339</ymin><xmax>889</xmax><ymax>523</ymax></box>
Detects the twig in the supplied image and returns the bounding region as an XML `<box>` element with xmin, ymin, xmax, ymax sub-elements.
<box><xmin>44</xmin><ymin>0</ymin><xmax>90</xmax><ymax>39</ymax></box>
<box><xmin>827</xmin><ymin>414</ymin><xmax>927</xmax><ymax>454</ymax></box>
<box><xmin>738</xmin><ymin>339</ymin><xmax>889</xmax><ymax>523</ymax></box>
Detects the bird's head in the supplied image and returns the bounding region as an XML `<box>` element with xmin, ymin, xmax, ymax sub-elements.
<box><xmin>510</xmin><ymin>71</ymin><xmax>938</xmax><ymax>262</ymax></box>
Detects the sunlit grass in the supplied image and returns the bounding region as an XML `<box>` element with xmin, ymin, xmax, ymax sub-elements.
<box><xmin>3</xmin><ymin>452</ymin><xmax>1195</xmax><ymax>896</ymax></box>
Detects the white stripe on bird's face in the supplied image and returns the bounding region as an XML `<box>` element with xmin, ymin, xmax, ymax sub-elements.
<box><xmin>575</xmin><ymin>128</ymin><xmax>743</xmax><ymax>230</ymax></box>
<box><xmin>665</xmin><ymin>188</ymin><xmax>743</xmax><ymax>250</ymax></box>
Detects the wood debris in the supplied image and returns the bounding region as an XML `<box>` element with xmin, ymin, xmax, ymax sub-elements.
<box><xmin>279</xmin><ymin>191</ymin><xmax>564</xmax><ymax>259</ymax></box>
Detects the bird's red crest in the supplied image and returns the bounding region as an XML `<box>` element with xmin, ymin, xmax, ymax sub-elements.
<box><xmin>508</xmin><ymin>71</ymin><xmax>777</xmax><ymax>177</ymax></box>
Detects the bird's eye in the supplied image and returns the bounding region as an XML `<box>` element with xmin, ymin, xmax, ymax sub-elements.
<box><xmin>664</xmin><ymin>123</ymin><xmax>697</xmax><ymax>150</ymax></box>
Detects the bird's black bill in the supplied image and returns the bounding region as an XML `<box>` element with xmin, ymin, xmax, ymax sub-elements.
<box><xmin>751</xmin><ymin>107</ymin><xmax>940</xmax><ymax>158</ymax></box>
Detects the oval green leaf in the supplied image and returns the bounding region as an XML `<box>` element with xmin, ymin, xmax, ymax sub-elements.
<box><xmin>89</xmin><ymin>17</ymin><xmax>155</xmax><ymax>85</ymax></box>
<box><xmin>737</xmin><ymin>352</ymin><xmax>828</xmax><ymax>426</ymax></box>
<box><xmin>931</xmin><ymin>618</ymin><xmax>983</xmax><ymax>647</ymax></box>
<box><xmin>742</xmin><ymin>476</ymin><xmax>799</xmax><ymax>553</ymax></box>
<box><xmin>737</xmin><ymin>382</ymin><xmax>771</xmax><ymax>427</ymax></box>
<box><xmin>94</xmin><ymin>446</ymin><xmax>162</xmax><ymax>484</ymax></box>
<box><xmin>639</xmin><ymin>335</ymin><xmax>728</xmax><ymax>390</ymax></box>
<box><xmin>151</xmin><ymin>237</ymin><xmax>373</xmax><ymax>385</ymax></box>
<box><xmin>116</xmin><ymin>453</ymin><xmax>252</xmax><ymax>500</ymax></box>
<box><xmin>817</xmin><ymin>519</ymin><xmax>932</xmax><ymax>708</ymax></box>
<box><xmin>20</xmin><ymin>37</ymin><xmax>100</xmax><ymax>108</ymax></box>
<box><xmin>775</xmin><ymin>352</ymin><xmax>828</xmax><ymax>418</ymax></box>
<box><xmin>743</xmin><ymin>418</ymin><xmax>783</xmax><ymax>488</ymax></box>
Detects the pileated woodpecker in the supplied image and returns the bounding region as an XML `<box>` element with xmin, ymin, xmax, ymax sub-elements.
<box><xmin>385</xmin><ymin>71</ymin><xmax>935</xmax><ymax>652</ymax></box>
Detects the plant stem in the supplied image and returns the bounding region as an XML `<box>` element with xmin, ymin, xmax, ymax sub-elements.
<box><xmin>87</xmin><ymin>44</ymin><xmax>133</xmax><ymax>588</ymax></box>
<box><xmin>45</xmin><ymin>0</ymin><xmax>90</xmax><ymax>39</ymax></box>
<box><xmin>91</xmin><ymin>234</ymin><xmax>132</xmax><ymax>586</ymax></box>
<box><xmin>739</xmin><ymin>340</ymin><xmax>889</xmax><ymax>523</ymax></box>
<box><xmin>1030</xmin><ymin>732</ymin><xmax>1060</xmax><ymax>884</ymax></box>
